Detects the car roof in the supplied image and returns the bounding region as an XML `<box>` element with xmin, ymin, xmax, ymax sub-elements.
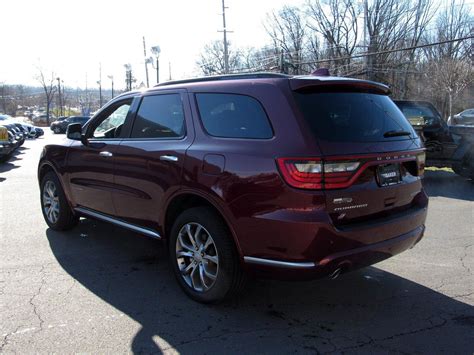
<box><xmin>139</xmin><ymin>72</ymin><xmax>390</xmax><ymax>95</ymax></box>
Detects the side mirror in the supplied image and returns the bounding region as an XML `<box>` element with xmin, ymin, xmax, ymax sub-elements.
<box><xmin>66</xmin><ymin>123</ymin><xmax>87</xmax><ymax>145</ymax></box>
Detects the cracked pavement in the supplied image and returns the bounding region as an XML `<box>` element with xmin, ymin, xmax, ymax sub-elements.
<box><xmin>0</xmin><ymin>132</ymin><xmax>473</xmax><ymax>354</ymax></box>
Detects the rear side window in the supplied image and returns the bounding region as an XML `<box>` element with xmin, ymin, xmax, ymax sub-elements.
<box><xmin>131</xmin><ymin>94</ymin><xmax>185</xmax><ymax>139</ymax></box>
<box><xmin>196</xmin><ymin>93</ymin><xmax>273</xmax><ymax>139</ymax></box>
<box><xmin>294</xmin><ymin>92</ymin><xmax>415</xmax><ymax>142</ymax></box>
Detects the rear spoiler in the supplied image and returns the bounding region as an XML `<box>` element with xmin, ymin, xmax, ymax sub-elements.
<box><xmin>289</xmin><ymin>77</ymin><xmax>390</xmax><ymax>95</ymax></box>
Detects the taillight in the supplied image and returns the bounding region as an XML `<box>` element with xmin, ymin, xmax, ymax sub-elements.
<box><xmin>416</xmin><ymin>152</ymin><xmax>426</xmax><ymax>176</ymax></box>
<box><xmin>277</xmin><ymin>158</ymin><xmax>360</xmax><ymax>190</ymax></box>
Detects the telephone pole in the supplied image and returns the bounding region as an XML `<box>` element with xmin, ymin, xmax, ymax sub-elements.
<box><xmin>221</xmin><ymin>0</ymin><xmax>229</xmax><ymax>74</ymax></box>
<box><xmin>143</xmin><ymin>36</ymin><xmax>150</xmax><ymax>87</ymax></box>
<box><xmin>98</xmin><ymin>63</ymin><xmax>103</xmax><ymax>108</ymax></box>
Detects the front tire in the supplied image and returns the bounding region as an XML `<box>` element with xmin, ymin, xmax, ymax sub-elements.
<box><xmin>169</xmin><ymin>207</ymin><xmax>246</xmax><ymax>303</ymax></box>
<box><xmin>40</xmin><ymin>172</ymin><xmax>78</xmax><ymax>230</ymax></box>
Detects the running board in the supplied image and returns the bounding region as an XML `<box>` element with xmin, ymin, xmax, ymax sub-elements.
<box><xmin>74</xmin><ymin>207</ymin><xmax>162</xmax><ymax>239</ymax></box>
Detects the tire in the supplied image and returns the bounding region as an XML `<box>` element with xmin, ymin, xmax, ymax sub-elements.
<box><xmin>40</xmin><ymin>172</ymin><xmax>78</xmax><ymax>230</ymax></box>
<box><xmin>168</xmin><ymin>207</ymin><xmax>246</xmax><ymax>303</ymax></box>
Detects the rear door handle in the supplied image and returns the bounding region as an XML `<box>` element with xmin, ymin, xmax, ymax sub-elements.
<box><xmin>99</xmin><ymin>151</ymin><xmax>113</xmax><ymax>157</ymax></box>
<box><xmin>160</xmin><ymin>155</ymin><xmax>178</xmax><ymax>162</ymax></box>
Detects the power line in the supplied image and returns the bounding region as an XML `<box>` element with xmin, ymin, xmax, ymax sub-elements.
<box><xmin>297</xmin><ymin>35</ymin><xmax>474</xmax><ymax>66</ymax></box>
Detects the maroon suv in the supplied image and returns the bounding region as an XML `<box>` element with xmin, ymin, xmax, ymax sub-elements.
<box><xmin>38</xmin><ymin>73</ymin><xmax>428</xmax><ymax>303</ymax></box>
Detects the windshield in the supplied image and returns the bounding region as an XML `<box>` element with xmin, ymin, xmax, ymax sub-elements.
<box><xmin>294</xmin><ymin>92</ymin><xmax>416</xmax><ymax>143</ymax></box>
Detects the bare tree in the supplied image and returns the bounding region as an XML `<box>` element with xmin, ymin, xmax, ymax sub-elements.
<box><xmin>306</xmin><ymin>0</ymin><xmax>360</xmax><ymax>75</ymax></box>
<box><xmin>196</xmin><ymin>40</ymin><xmax>242</xmax><ymax>75</ymax></box>
<box><xmin>264</xmin><ymin>6</ymin><xmax>306</xmax><ymax>74</ymax></box>
<box><xmin>421</xmin><ymin>0</ymin><xmax>474</xmax><ymax>117</ymax></box>
<box><xmin>35</xmin><ymin>67</ymin><xmax>56</xmax><ymax>125</ymax></box>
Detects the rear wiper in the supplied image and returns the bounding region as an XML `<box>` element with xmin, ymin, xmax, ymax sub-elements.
<box><xmin>383</xmin><ymin>130</ymin><xmax>412</xmax><ymax>138</ymax></box>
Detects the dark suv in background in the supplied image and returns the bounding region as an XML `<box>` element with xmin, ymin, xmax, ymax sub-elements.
<box><xmin>38</xmin><ymin>73</ymin><xmax>428</xmax><ymax>303</ymax></box>
<box><xmin>394</xmin><ymin>100</ymin><xmax>474</xmax><ymax>179</ymax></box>
<box><xmin>50</xmin><ymin>116</ymin><xmax>90</xmax><ymax>134</ymax></box>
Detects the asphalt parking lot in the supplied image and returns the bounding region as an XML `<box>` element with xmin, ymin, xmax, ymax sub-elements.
<box><xmin>0</xmin><ymin>132</ymin><xmax>473</xmax><ymax>354</ymax></box>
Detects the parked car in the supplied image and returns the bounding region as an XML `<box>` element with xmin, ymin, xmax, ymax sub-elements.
<box><xmin>0</xmin><ymin>114</ymin><xmax>38</xmax><ymax>140</ymax></box>
<box><xmin>0</xmin><ymin>125</ymin><xmax>14</xmax><ymax>162</ymax></box>
<box><xmin>34</xmin><ymin>126</ymin><xmax>44</xmax><ymax>138</ymax></box>
<box><xmin>50</xmin><ymin>116</ymin><xmax>89</xmax><ymax>134</ymax></box>
<box><xmin>394</xmin><ymin>100</ymin><xmax>474</xmax><ymax>179</ymax></box>
<box><xmin>448</xmin><ymin>108</ymin><xmax>474</xmax><ymax>126</ymax></box>
<box><xmin>38</xmin><ymin>73</ymin><xmax>428</xmax><ymax>303</ymax></box>
<box><xmin>0</xmin><ymin>122</ymin><xmax>24</xmax><ymax>162</ymax></box>
<box><xmin>1</xmin><ymin>122</ymin><xmax>24</xmax><ymax>147</ymax></box>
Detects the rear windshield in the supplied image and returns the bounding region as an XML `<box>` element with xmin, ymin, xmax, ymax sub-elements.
<box><xmin>294</xmin><ymin>92</ymin><xmax>415</xmax><ymax>142</ymax></box>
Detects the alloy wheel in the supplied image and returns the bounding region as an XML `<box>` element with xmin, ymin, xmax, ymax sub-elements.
<box><xmin>42</xmin><ymin>180</ymin><xmax>60</xmax><ymax>224</ymax></box>
<box><xmin>176</xmin><ymin>223</ymin><xmax>219</xmax><ymax>292</ymax></box>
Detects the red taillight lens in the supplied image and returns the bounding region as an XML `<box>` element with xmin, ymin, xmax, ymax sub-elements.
<box><xmin>277</xmin><ymin>158</ymin><xmax>360</xmax><ymax>190</ymax></box>
<box><xmin>416</xmin><ymin>152</ymin><xmax>426</xmax><ymax>176</ymax></box>
<box><xmin>277</xmin><ymin>158</ymin><xmax>323</xmax><ymax>189</ymax></box>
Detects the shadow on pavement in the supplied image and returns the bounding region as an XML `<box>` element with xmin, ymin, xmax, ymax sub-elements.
<box><xmin>423</xmin><ymin>170</ymin><xmax>474</xmax><ymax>201</ymax></box>
<box><xmin>0</xmin><ymin>161</ymin><xmax>20</xmax><ymax>175</ymax></box>
<box><xmin>46</xmin><ymin>219</ymin><xmax>473</xmax><ymax>354</ymax></box>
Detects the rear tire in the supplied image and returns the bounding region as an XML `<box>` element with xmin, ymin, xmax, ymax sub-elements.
<box><xmin>40</xmin><ymin>172</ymin><xmax>78</xmax><ymax>230</ymax></box>
<box><xmin>168</xmin><ymin>207</ymin><xmax>246</xmax><ymax>303</ymax></box>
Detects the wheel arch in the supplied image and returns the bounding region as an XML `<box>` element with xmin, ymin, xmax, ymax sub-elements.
<box><xmin>38</xmin><ymin>161</ymin><xmax>75</xmax><ymax>211</ymax></box>
<box><xmin>163</xmin><ymin>190</ymin><xmax>243</xmax><ymax>258</ymax></box>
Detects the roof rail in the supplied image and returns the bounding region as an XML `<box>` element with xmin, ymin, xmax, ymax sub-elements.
<box><xmin>155</xmin><ymin>72</ymin><xmax>291</xmax><ymax>87</ymax></box>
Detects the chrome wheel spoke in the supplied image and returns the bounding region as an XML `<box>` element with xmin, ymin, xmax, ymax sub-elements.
<box><xmin>176</xmin><ymin>250</ymin><xmax>193</xmax><ymax>258</ymax></box>
<box><xmin>178</xmin><ymin>234</ymin><xmax>194</xmax><ymax>253</ymax></box>
<box><xmin>198</xmin><ymin>264</ymin><xmax>208</xmax><ymax>290</ymax></box>
<box><xmin>203</xmin><ymin>254</ymin><xmax>218</xmax><ymax>265</ymax></box>
<box><xmin>186</xmin><ymin>224</ymin><xmax>197</xmax><ymax>248</ymax></box>
<box><xmin>203</xmin><ymin>235</ymin><xmax>213</xmax><ymax>250</ymax></box>
<box><xmin>190</xmin><ymin>264</ymin><xmax>200</xmax><ymax>290</ymax></box>
<box><xmin>181</xmin><ymin>261</ymin><xmax>195</xmax><ymax>275</ymax></box>
<box><xmin>43</xmin><ymin>195</ymin><xmax>52</xmax><ymax>205</ymax></box>
<box><xmin>194</xmin><ymin>225</ymin><xmax>203</xmax><ymax>246</ymax></box>
<box><xmin>202</xmin><ymin>264</ymin><xmax>217</xmax><ymax>280</ymax></box>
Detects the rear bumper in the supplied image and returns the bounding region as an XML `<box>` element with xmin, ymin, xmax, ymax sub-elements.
<box><xmin>240</xmin><ymin>190</ymin><xmax>428</xmax><ymax>280</ymax></box>
<box><xmin>243</xmin><ymin>224</ymin><xmax>425</xmax><ymax>280</ymax></box>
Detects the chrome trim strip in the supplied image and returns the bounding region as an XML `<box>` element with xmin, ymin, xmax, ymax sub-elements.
<box><xmin>74</xmin><ymin>207</ymin><xmax>161</xmax><ymax>239</ymax></box>
<box><xmin>243</xmin><ymin>256</ymin><xmax>315</xmax><ymax>269</ymax></box>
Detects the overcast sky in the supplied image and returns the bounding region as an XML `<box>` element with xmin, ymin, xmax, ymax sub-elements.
<box><xmin>0</xmin><ymin>0</ymin><xmax>300</xmax><ymax>89</ymax></box>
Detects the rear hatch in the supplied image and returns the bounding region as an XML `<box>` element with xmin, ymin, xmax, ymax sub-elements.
<box><xmin>287</xmin><ymin>78</ymin><xmax>426</xmax><ymax>229</ymax></box>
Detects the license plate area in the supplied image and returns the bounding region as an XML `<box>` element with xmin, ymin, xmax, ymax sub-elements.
<box><xmin>377</xmin><ymin>163</ymin><xmax>401</xmax><ymax>187</ymax></box>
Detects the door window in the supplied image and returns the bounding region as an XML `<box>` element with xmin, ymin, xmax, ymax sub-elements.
<box><xmin>195</xmin><ymin>93</ymin><xmax>273</xmax><ymax>139</ymax></box>
<box><xmin>131</xmin><ymin>94</ymin><xmax>185</xmax><ymax>139</ymax></box>
<box><xmin>92</xmin><ymin>103</ymin><xmax>131</xmax><ymax>139</ymax></box>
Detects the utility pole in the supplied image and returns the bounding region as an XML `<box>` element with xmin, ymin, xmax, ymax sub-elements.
<box><xmin>363</xmin><ymin>0</ymin><xmax>372</xmax><ymax>80</ymax></box>
<box><xmin>98</xmin><ymin>63</ymin><xmax>103</xmax><ymax>108</ymax></box>
<box><xmin>143</xmin><ymin>36</ymin><xmax>150</xmax><ymax>87</ymax></box>
<box><xmin>169</xmin><ymin>62</ymin><xmax>172</xmax><ymax>81</ymax></box>
<box><xmin>56</xmin><ymin>77</ymin><xmax>62</xmax><ymax>116</ymax></box>
<box><xmin>108</xmin><ymin>75</ymin><xmax>114</xmax><ymax>99</ymax></box>
<box><xmin>221</xmin><ymin>0</ymin><xmax>229</xmax><ymax>74</ymax></box>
